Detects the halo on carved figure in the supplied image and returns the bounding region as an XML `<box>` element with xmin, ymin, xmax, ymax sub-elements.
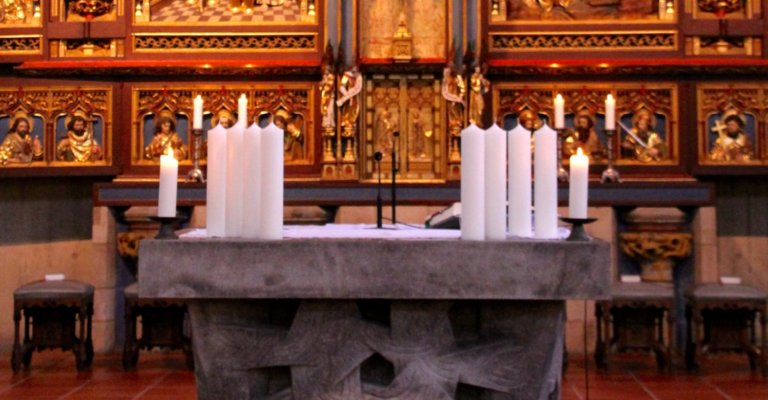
<box><xmin>631</xmin><ymin>108</ymin><xmax>657</xmax><ymax>130</ymax></box>
<box><xmin>720</xmin><ymin>109</ymin><xmax>746</xmax><ymax>127</ymax></box>
<box><xmin>152</xmin><ymin>109</ymin><xmax>178</xmax><ymax>130</ymax></box>
<box><xmin>8</xmin><ymin>110</ymin><xmax>34</xmax><ymax>132</ymax></box>
<box><xmin>518</xmin><ymin>108</ymin><xmax>543</xmax><ymax>130</ymax></box>
<box><xmin>211</xmin><ymin>109</ymin><xmax>236</xmax><ymax>128</ymax></box>
<box><xmin>574</xmin><ymin>109</ymin><xmax>595</xmax><ymax>129</ymax></box>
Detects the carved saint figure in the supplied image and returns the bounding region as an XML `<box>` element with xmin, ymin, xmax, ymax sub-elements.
<box><xmin>468</xmin><ymin>66</ymin><xmax>490</xmax><ymax>127</ymax></box>
<box><xmin>375</xmin><ymin>108</ymin><xmax>396</xmax><ymax>156</ymax></box>
<box><xmin>709</xmin><ymin>112</ymin><xmax>753</xmax><ymax>162</ymax></box>
<box><xmin>336</xmin><ymin>66</ymin><xmax>362</xmax><ymax>136</ymax></box>
<box><xmin>144</xmin><ymin>114</ymin><xmax>187</xmax><ymax>161</ymax></box>
<box><xmin>0</xmin><ymin>0</ymin><xmax>27</xmax><ymax>24</ymax></box>
<box><xmin>213</xmin><ymin>109</ymin><xmax>235</xmax><ymax>129</ymax></box>
<box><xmin>0</xmin><ymin>115</ymin><xmax>42</xmax><ymax>165</ymax></box>
<box><xmin>320</xmin><ymin>66</ymin><xmax>336</xmax><ymax>129</ymax></box>
<box><xmin>410</xmin><ymin>109</ymin><xmax>428</xmax><ymax>158</ymax></box>
<box><xmin>274</xmin><ymin>113</ymin><xmax>304</xmax><ymax>161</ymax></box>
<box><xmin>620</xmin><ymin>110</ymin><xmax>667</xmax><ymax>162</ymax></box>
<box><xmin>56</xmin><ymin>115</ymin><xmax>103</xmax><ymax>162</ymax></box>
<box><xmin>442</xmin><ymin>66</ymin><xmax>465</xmax><ymax>134</ymax></box>
<box><xmin>563</xmin><ymin>111</ymin><xmax>605</xmax><ymax>160</ymax></box>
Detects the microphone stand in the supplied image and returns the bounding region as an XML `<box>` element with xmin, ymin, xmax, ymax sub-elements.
<box><xmin>391</xmin><ymin>131</ymin><xmax>399</xmax><ymax>226</ymax></box>
<box><xmin>374</xmin><ymin>152</ymin><xmax>383</xmax><ymax>228</ymax></box>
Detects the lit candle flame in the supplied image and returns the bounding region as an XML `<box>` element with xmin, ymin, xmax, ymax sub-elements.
<box><xmin>165</xmin><ymin>146</ymin><xmax>174</xmax><ymax>159</ymax></box>
<box><xmin>577</xmin><ymin>147</ymin><xmax>584</xmax><ymax>156</ymax></box>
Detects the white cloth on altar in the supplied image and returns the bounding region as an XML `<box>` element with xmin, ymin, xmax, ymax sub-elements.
<box><xmin>179</xmin><ymin>224</ymin><xmax>571</xmax><ymax>240</ymax></box>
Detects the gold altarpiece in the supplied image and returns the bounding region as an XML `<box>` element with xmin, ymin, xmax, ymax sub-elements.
<box><xmin>362</xmin><ymin>74</ymin><xmax>445</xmax><ymax>182</ymax></box>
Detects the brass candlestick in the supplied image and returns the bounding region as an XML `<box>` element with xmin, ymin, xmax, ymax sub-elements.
<box><xmin>187</xmin><ymin>128</ymin><xmax>205</xmax><ymax>183</ymax></box>
<box><xmin>601</xmin><ymin>129</ymin><xmax>621</xmax><ymax>183</ymax></box>
<box><xmin>556</xmin><ymin>127</ymin><xmax>569</xmax><ymax>183</ymax></box>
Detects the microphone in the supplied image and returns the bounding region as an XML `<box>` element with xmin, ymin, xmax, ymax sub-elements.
<box><xmin>391</xmin><ymin>131</ymin><xmax>399</xmax><ymax>226</ymax></box>
<box><xmin>374</xmin><ymin>151</ymin><xmax>383</xmax><ymax>229</ymax></box>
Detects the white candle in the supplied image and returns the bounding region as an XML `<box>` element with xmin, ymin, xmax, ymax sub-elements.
<box><xmin>225</xmin><ymin>123</ymin><xmax>245</xmax><ymax>237</ymax></box>
<box><xmin>158</xmin><ymin>147</ymin><xmax>178</xmax><ymax>218</ymax></box>
<box><xmin>259</xmin><ymin>123</ymin><xmax>284</xmax><ymax>240</ymax></box>
<box><xmin>193</xmin><ymin>95</ymin><xmax>203</xmax><ymax>130</ymax></box>
<box><xmin>460</xmin><ymin>124</ymin><xmax>485</xmax><ymax>240</ymax></box>
<box><xmin>569</xmin><ymin>147</ymin><xmax>589</xmax><ymax>219</ymax></box>
<box><xmin>242</xmin><ymin>123</ymin><xmax>262</xmax><ymax>238</ymax></box>
<box><xmin>554</xmin><ymin>94</ymin><xmax>565</xmax><ymax>129</ymax></box>
<box><xmin>206</xmin><ymin>123</ymin><xmax>227</xmax><ymax>237</ymax></box>
<box><xmin>485</xmin><ymin>124</ymin><xmax>506</xmax><ymax>240</ymax></box>
<box><xmin>238</xmin><ymin>94</ymin><xmax>248</xmax><ymax>126</ymax></box>
<box><xmin>605</xmin><ymin>94</ymin><xmax>616</xmax><ymax>131</ymax></box>
<box><xmin>508</xmin><ymin>123</ymin><xmax>532</xmax><ymax>237</ymax></box>
<box><xmin>534</xmin><ymin>124</ymin><xmax>558</xmax><ymax>239</ymax></box>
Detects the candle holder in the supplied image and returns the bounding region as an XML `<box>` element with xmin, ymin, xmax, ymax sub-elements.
<box><xmin>187</xmin><ymin>128</ymin><xmax>205</xmax><ymax>183</ymax></box>
<box><xmin>560</xmin><ymin>217</ymin><xmax>597</xmax><ymax>241</ymax></box>
<box><xmin>601</xmin><ymin>129</ymin><xmax>621</xmax><ymax>183</ymax></box>
<box><xmin>149</xmin><ymin>216</ymin><xmax>181</xmax><ymax>240</ymax></box>
<box><xmin>556</xmin><ymin>128</ymin><xmax>569</xmax><ymax>183</ymax></box>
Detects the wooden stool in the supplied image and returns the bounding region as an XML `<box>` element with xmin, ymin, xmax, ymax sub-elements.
<box><xmin>685</xmin><ymin>283</ymin><xmax>767</xmax><ymax>376</ymax></box>
<box><xmin>12</xmin><ymin>279</ymin><xmax>94</xmax><ymax>372</ymax></box>
<box><xmin>122</xmin><ymin>282</ymin><xmax>193</xmax><ymax>370</ymax></box>
<box><xmin>595</xmin><ymin>282</ymin><xmax>675</xmax><ymax>370</ymax></box>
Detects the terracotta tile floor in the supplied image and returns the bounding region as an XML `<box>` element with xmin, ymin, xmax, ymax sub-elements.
<box><xmin>0</xmin><ymin>351</ymin><xmax>766</xmax><ymax>399</ymax></box>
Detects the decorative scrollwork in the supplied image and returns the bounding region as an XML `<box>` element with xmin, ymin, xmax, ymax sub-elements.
<box><xmin>490</xmin><ymin>33</ymin><xmax>676</xmax><ymax>51</ymax></box>
<box><xmin>0</xmin><ymin>36</ymin><xmax>41</xmax><ymax>54</ymax></box>
<box><xmin>134</xmin><ymin>34</ymin><xmax>316</xmax><ymax>51</ymax></box>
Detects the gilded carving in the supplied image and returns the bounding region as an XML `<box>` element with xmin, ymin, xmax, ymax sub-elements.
<box><xmin>468</xmin><ymin>66</ymin><xmax>490</xmax><ymax>128</ymax></box>
<box><xmin>442</xmin><ymin>65</ymin><xmax>465</xmax><ymax>163</ymax></box>
<box><xmin>336</xmin><ymin>66</ymin><xmax>362</xmax><ymax>162</ymax></box>
<box><xmin>0</xmin><ymin>36</ymin><xmax>42</xmax><ymax>54</ymax></box>
<box><xmin>496</xmin><ymin>0</ymin><xmax>672</xmax><ymax>21</ymax></box>
<box><xmin>0</xmin><ymin>112</ymin><xmax>42</xmax><ymax>165</ymax></box>
<box><xmin>360</xmin><ymin>0</ymin><xmax>445</xmax><ymax>60</ymax></box>
<box><xmin>133</xmin><ymin>34</ymin><xmax>317</xmax><ymax>52</ymax></box>
<box><xmin>144</xmin><ymin>112</ymin><xmax>188</xmax><ymax>161</ymax></box>
<box><xmin>490</xmin><ymin>32</ymin><xmax>676</xmax><ymax>51</ymax></box>
<box><xmin>252</xmin><ymin>87</ymin><xmax>311</xmax><ymax>164</ymax></box>
<box><xmin>56</xmin><ymin>114</ymin><xmax>104</xmax><ymax>162</ymax></box>
<box><xmin>620</xmin><ymin>232</ymin><xmax>693</xmax><ymax>282</ymax></box>
<box><xmin>494</xmin><ymin>83</ymin><xmax>678</xmax><ymax>165</ymax></box>
<box><xmin>697</xmin><ymin>84</ymin><xmax>762</xmax><ymax>164</ymax></box>
<box><xmin>364</xmin><ymin>76</ymin><xmax>444</xmax><ymax>182</ymax></box>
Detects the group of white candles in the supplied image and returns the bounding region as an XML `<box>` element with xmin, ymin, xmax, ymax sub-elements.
<box><xmin>461</xmin><ymin>123</ymin><xmax>582</xmax><ymax>241</ymax></box>
<box><xmin>157</xmin><ymin>94</ymin><xmax>285</xmax><ymax>240</ymax></box>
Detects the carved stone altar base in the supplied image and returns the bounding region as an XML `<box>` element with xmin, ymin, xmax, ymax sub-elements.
<box><xmin>139</xmin><ymin>236</ymin><xmax>610</xmax><ymax>400</ymax></box>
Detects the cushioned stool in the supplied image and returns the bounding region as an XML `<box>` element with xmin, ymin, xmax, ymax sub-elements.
<box><xmin>595</xmin><ymin>282</ymin><xmax>675</xmax><ymax>370</ymax></box>
<box><xmin>12</xmin><ymin>279</ymin><xmax>94</xmax><ymax>372</ymax></box>
<box><xmin>685</xmin><ymin>283</ymin><xmax>767</xmax><ymax>376</ymax></box>
<box><xmin>123</xmin><ymin>282</ymin><xmax>193</xmax><ymax>370</ymax></box>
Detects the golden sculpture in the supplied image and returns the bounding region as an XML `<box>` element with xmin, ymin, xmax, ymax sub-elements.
<box><xmin>620</xmin><ymin>231</ymin><xmax>693</xmax><ymax>282</ymax></box>
<box><xmin>0</xmin><ymin>114</ymin><xmax>42</xmax><ymax>165</ymax></box>
<box><xmin>56</xmin><ymin>115</ymin><xmax>103</xmax><ymax>162</ymax></box>
<box><xmin>563</xmin><ymin>111</ymin><xmax>606</xmax><ymax>161</ymax></box>
<box><xmin>0</xmin><ymin>0</ymin><xmax>29</xmax><ymax>24</ymax></box>
<box><xmin>410</xmin><ymin>109</ymin><xmax>430</xmax><ymax>159</ymax></box>
<box><xmin>709</xmin><ymin>111</ymin><xmax>753</xmax><ymax>162</ymax></box>
<box><xmin>620</xmin><ymin>110</ymin><xmax>668</xmax><ymax>162</ymax></box>
<box><xmin>144</xmin><ymin>113</ymin><xmax>187</xmax><ymax>161</ymax></box>
<box><xmin>212</xmin><ymin>109</ymin><xmax>235</xmax><ymax>129</ymax></box>
<box><xmin>320</xmin><ymin>67</ymin><xmax>336</xmax><ymax>130</ymax></box>
<box><xmin>274</xmin><ymin>111</ymin><xmax>304</xmax><ymax>162</ymax></box>
<box><xmin>336</xmin><ymin>65</ymin><xmax>362</xmax><ymax>161</ymax></box>
<box><xmin>375</xmin><ymin>108</ymin><xmax>396</xmax><ymax>156</ymax></box>
<box><xmin>392</xmin><ymin>11</ymin><xmax>413</xmax><ymax>62</ymax></box>
<box><xmin>468</xmin><ymin>66</ymin><xmax>490</xmax><ymax>127</ymax></box>
<box><xmin>442</xmin><ymin>65</ymin><xmax>465</xmax><ymax>162</ymax></box>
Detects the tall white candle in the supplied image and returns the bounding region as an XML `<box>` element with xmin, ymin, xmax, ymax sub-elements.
<box><xmin>554</xmin><ymin>94</ymin><xmax>565</xmax><ymax>129</ymax></box>
<box><xmin>260</xmin><ymin>123</ymin><xmax>284</xmax><ymax>240</ymax></box>
<box><xmin>605</xmin><ymin>94</ymin><xmax>616</xmax><ymax>131</ymax></box>
<box><xmin>238</xmin><ymin>94</ymin><xmax>248</xmax><ymax>126</ymax></box>
<box><xmin>485</xmin><ymin>124</ymin><xmax>506</xmax><ymax>240</ymax></box>
<box><xmin>206</xmin><ymin>123</ymin><xmax>227</xmax><ymax>237</ymax></box>
<box><xmin>534</xmin><ymin>124</ymin><xmax>558</xmax><ymax>239</ymax></box>
<box><xmin>460</xmin><ymin>124</ymin><xmax>485</xmax><ymax>241</ymax></box>
<box><xmin>193</xmin><ymin>95</ymin><xmax>203</xmax><ymax>130</ymax></box>
<box><xmin>508</xmin><ymin>123</ymin><xmax>532</xmax><ymax>237</ymax></box>
<box><xmin>569</xmin><ymin>147</ymin><xmax>589</xmax><ymax>219</ymax></box>
<box><xmin>158</xmin><ymin>147</ymin><xmax>178</xmax><ymax>218</ymax></box>
<box><xmin>225</xmin><ymin>123</ymin><xmax>245</xmax><ymax>237</ymax></box>
<box><xmin>242</xmin><ymin>123</ymin><xmax>262</xmax><ymax>238</ymax></box>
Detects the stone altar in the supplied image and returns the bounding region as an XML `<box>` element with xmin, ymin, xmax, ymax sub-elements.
<box><xmin>139</xmin><ymin>227</ymin><xmax>610</xmax><ymax>400</ymax></box>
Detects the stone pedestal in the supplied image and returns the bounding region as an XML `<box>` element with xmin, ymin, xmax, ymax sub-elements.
<box><xmin>140</xmin><ymin>236</ymin><xmax>610</xmax><ymax>400</ymax></box>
